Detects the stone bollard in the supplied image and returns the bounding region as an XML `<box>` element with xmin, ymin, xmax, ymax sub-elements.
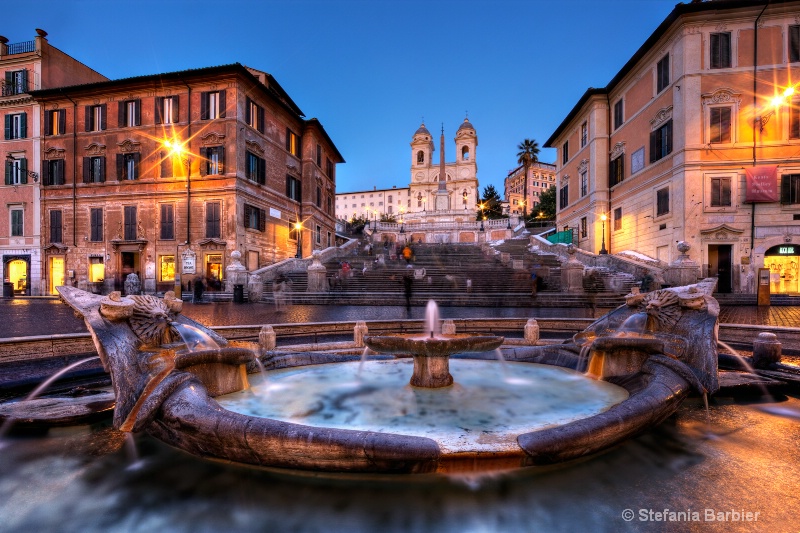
<box><xmin>752</xmin><ymin>332</ymin><xmax>782</xmax><ymax>369</ymax></box>
<box><xmin>442</xmin><ymin>319</ymin><xmax>456</xmax><ymax>335</ymax></box>
<box><xmin>524</xmin><ymin>319</ymin><xmax>540</xmax><ymax>345</ymax></box>
<box><xmin>259</xmin><ymin>325</ymin><xmax>276</xmax><ymax>358</ymax></box>
<box><xmin>354</xmin><ymin>321</ymin><xmax>368</xmax><ymax>348</ymax></box>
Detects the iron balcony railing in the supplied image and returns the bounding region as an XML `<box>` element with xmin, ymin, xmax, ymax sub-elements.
<box><xmin>7</xmin><ymin>40</ymin><xmax>35</xmax><ymax>55</ymax></box>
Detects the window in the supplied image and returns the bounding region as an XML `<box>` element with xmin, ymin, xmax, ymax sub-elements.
<box><xmin>580</xmin><ymin>121</ymin><xmax>588</xmax><ymax>147</ymax></box>
<box><xmin>3</xmin><ymin>70</ymin><xmax>28</xmax><ymax>96</ymax></box>
<box><xmin>156</xmin><ymin>96</ymin><xmax>179</xmax><ymax>124</ymax></box>
<box><xmin>10</xmin><ymin>208</ymin><xmax>23</xmax><ymax>236</ymax></box>
<box><xmin>710</xmin><ymin>32</ymin><xmax>731</xmax><ymax>69</ymax></box>
<box><xmin>201</xmin><ymin>91</ymin><xmax>226</xmax><ymax>120</ymax></box>
<box><xmin>118</xmin><ymin>99</ymin><xmax>141</xmax><ymax>128</ymax></box>
<box><xmin>614</xmin><ymin>100</ymin><xmax>624</xmax><ymax>129</ymax></box>
<box><xmin>580</xmin><ymin>217</ymin><xmax>587</xmax><ymax>239</ymax></box>
<box><xmin>580</xmin><ymin>170</ymin><xmax>588</xmax><ymax>197</ymax></box>
<box><xmin>4</xmin><ymin>112</ymin><xmax>27</xmax><ymax>139</ymax></box>
<box><xmin>326</xmin><ymin>157</ymin><xmax>334</xmax><ymax>177</ymax></box>
<box><xmin>85</xmin><ymin>104</ymin><xmax>107</xmax><ymax>132</ymax></box>
<box><xmin>613</xmin><ymin>207</ymin><xmax>622</xmax><ymax>231</ymax></box>
<box><xmin>160</xmin><ymin>256</ymin><xmax>175</xmax><ymax>282</ymax></box>
<box><xmin>656</xmin><ymin>187</ymin><xmax>670</xmax><ymax>217</ymax></box>
<box><xmin>657</xmin><ymin>54</ymin><xmax>670</xmax><ymax>93</ymax></box>
<box><xmin>286</xmin><ymin>128</ymin><xmax>300</xmax><ymax>157</ymax></box>
<box><xmin>286</xmin><ymin>175</ymin><xmax>302</xmax><ymax>201</ymax></box>
<box><xmin>609</xmin><ymin>155</ymin><xmax>624</xmax><ymax>187</ymax></box>
<box><xmin>781</xmin><ymin>174</ymin><xmax>800</xmax><ymax>204</ymax></box>
<box><xmin>49</xmin><ymin>210</ymin><xmax>62</xmax><ymax>243</ymax></box>
<box><xmin>116</xmin><ymin>153</ymin><xmax>140</xmax><ymax>180</ymax></box>
<box><xmin>90</xmin><ymin>208</ymin><xmax>103</xmax><ymax>242</ymax></box>
<box><xmin>709</xmin><ymin>107</ymin><xmax>731</xmax><ymax>143</ymax></box>
<box><xmin>244</xmin><ymin>204</ymin><xmax>265</xmax><ymax>231</ymax></box>
<box><xmin>46</xmin><ymin>109</ymin><xmax>66</xmax><ymax>136</ymax></box>
<box><xmin>462</xmin><ymin>146</ymin><xmax>470</xmax><ymax>160</ymax></box>
<box><xmin>559</xmin><ymin>184</ymin><xmax>569</xmax><ymax>209</ymax></box>
<box><xmin>791</xmin><ymin>25</ymin><xmax>800</xmax><ymax>63</ymax></box>
<box><xmin>245</xmin><ymin>151</ymin><xmax>265</xmax><ymax>184</ymax></box>
<box><xmin>4</xmin><ymin>157</ymin><xmax>28</xmax><ymax>185</ymax></box>
<box><xmin>202</xmin><ymin>146</ymin><xmax>224</xmax><ymax>175</ymax></box>
<box><xmin>43</xmin><ymin>159</ymin><xmax>65</xmax><ymax>186</ymax></box>
<box><xmin>710</xmin><ymin>177</ymin><xmax>732</xmax><ymax>207</ymax></box>
<box><xmin>316</xmin><ymin>144</ymin><xmax>322</xmax><ymax>167</ymax></box>
<box><xmin>650</xmin><ymin>119</ymin><xmax>673</xmax><ymax>163</ymax></box>
<box><xmin>561</xmin><ymin>141</ymin><xmax>569</xmax><ymax>165</ymax></box>
<box><xmin>791</xmin><ymin>105</ymin><xmax>800</xmax><ymax>139</ymax></box>
<box><xmin>206</xmin><ymin>202</ymin><xmax>221</xmax><ymax>238</ymax></box>
<box><xmin>160</xmin><ymin>204</ymin><xmax>174</xmax><ymax>240</ymax></box>
<box><xmin>316</xmin><ymin>186</ymin><xmax>322</xmax><ymax>208</ymax></box>
<box><xmin>123</xmin><ymin>206</ymin><xmax>137</xmax><ymax>240</ymax></box>
<box><xmin>83</xmin><ymin>156</ymin><xmax>106</xmax><ymax>183</ymax></box>
<box><xmin>246</xmin><ymin>98</ymin><xmax>264</xmax><ymax>132</ymax></box>
<box><xmin>316</xmin><ymin>224</ymin><xmax>322</xmax><ymax>244</ymax></box>
<box><xmin>327</xmin><ymin>196</ymin><xmax>332</xmax><ymax>214</ymax></box>
<box><xmin>417</xmin><ymin>151</ymin><xmax>424</xmax><ymax>164</ymax></box>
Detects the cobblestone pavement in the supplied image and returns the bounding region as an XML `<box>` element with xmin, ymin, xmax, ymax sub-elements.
<box><xmin>1</xmin><ymin>298</ymin><xmax>799</xmax><ymax>339</ymax></box>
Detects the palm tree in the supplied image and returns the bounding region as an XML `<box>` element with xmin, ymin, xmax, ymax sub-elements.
<box><xmin>516</xmin><ymin>138</ymin><xmax>540</xmax><ymax>219</ymax></box>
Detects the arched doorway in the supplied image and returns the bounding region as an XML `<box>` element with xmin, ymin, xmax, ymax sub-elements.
<box><xmin>3</xmin><ymin>255</ymin><xmax>30</xmax><ymax>295</ymax></box>
<box><xmin>764</xmin><ymin>244</ymin><xmax>799</xmax><ymax>294</ymax></box>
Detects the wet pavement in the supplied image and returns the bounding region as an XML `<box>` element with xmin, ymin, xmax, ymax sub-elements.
<box><xmin>1</xmin><ymin>298</ymin><xmax>799</xmax><ymax>338</ymax></box>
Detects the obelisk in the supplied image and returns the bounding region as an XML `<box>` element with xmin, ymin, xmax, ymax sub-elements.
<box><xmin>434</xmin><ymin>124</ymin><xmax>450</xmax><ymax>211</ymax></box>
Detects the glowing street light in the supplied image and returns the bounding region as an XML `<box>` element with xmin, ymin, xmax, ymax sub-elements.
<box><xmin>599</xmin><ymin>213</ymin><xmax>608</xmax><ymax>255</ymax></box>
<box><xmin>294</xmin><ymin>221</ymin><xmax>303</xmax><ymax>258</ymax></box>
<box><xmin>163</xmin><ymin>137</ymin><xmax>192</xmax><ymax>244</ymax></box>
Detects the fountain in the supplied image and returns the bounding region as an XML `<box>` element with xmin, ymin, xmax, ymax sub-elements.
<box><xmin>45</xmin><ymin>279</ymin><xmax>720</xmax><ymax>474</ymax></box>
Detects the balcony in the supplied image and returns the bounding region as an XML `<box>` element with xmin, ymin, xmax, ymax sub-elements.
<box><xmin>1</xmin><ymin>80</ymin><xmax>28</xmax><ymax>97</ymax></box>
<box><xmin>7</xmin><ymin>40</ymin><xmax>35</xmax><ymax>55</ymax></box>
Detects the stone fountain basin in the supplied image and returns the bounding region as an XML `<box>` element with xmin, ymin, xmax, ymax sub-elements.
<box><xmin>143</xmin><ymin>348</ymin><xmax>694</xmax><ymax>474</ymax></box>
<box><xmin>363</xmin><ymin>333</ymin><xmax>504</xmax><ymax>357</ymax></box>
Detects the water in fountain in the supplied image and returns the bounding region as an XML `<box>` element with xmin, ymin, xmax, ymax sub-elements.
<box><xmin>171</xmin><ymin>322</ymin><xmax>220</xmax><ymax>351</ymax></box>
<box><xmin>585</xmin><ymin>312</ymin><xmax>651</xmax><ymax>379</ymax></box>
<box><xmin>425</xmin><ymin>300</ymin><xmax>441</xmax><ymax>338</ymax></box>
<box><xmin>0</xmin><ymin>355</ymin><xmax>101</xmax><ymax>442</ymax></box>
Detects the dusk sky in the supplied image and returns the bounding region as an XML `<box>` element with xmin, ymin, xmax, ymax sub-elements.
<box><xmin>6</xmin><ymin>0</ymin><xmax>681</xmax><ymax>194</ymax></box>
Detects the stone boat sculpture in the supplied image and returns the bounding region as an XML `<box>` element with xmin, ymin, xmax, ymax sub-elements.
<box><xmin>57</xmin><ymin>279</ymin><xmax>719</xmax><ymax>474</ymax></box>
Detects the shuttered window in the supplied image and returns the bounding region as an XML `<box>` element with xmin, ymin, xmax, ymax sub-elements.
<box><xmin>124</xmin><ymin>206</ymin><xmax>137</xmax><ymax>240</ymax></box>
<box><xmin>710</xmin><ymin>32</ymin><xmax>731</xmax><ymax>69</ymax></box>
<box><xmin>710</xmin><ymin>177</ymin><xmax>732</xmax><ymax>207</ymax></box>
<box><xmin>49</xmin><ymin>210</ymin><xmax>63</xmax><ymax>243</ymax></box>
<box><xmin>90</xmin><ymin>208</ymin><xmax>103</xmax><ymax>242</ymax></box>
<box><xmin>206</xmin><ymin>202</ymin><xmax>221</xmax><ymax>238</ymax></box>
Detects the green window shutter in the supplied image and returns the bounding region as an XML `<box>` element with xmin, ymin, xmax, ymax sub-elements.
<box><xmin>85</xmin><ymin>105</ymin><xmax>92</xmax><ymax>131</ymax></box>
<box><xmin>59</xmin><ymin>110</ymin><xmax>66</xmax><ymax>134</ymax></box>
<box><xmin>116</xmin><ymin>154</ymin><xmax>125</xmax><ymax>180</ymax></box>
<box><xmin>200</xmin><ymin>92</ymin><xmax>208</xmax><ymax>120</ymax></box>
<box><xmin>4</xmin><ymin>161</ymin><xmax>11</xmax><ymax>185</ymax></box>
<box><xmin>19</xmin><ymin>158</ymin><xmax>27</xmax><ymax>184</ymax></box>
<box><xmin>20</xmin><ymin>112</ymin><xmax>26</xmax><ymax>138</ymax></box>
<box><xmin>118</xmin><ymin>102</ymin><xmax>125</xmax><ymax>128</ymax></box>
<box><xmin>83</xmin><ymin>157</ymin><xmax>91</xmax><ymax>183</ymax></box>
<box><xmin>45</xmin><ymin>109</ymin><xmax>52</xmax><ymax>135</ymax></box>
<box><xmin>100</xmin><ymin>104</ymin><xmax>107</xmax><ymax>130</ymax></box>
<box><xmin>155</xmin><ymin>97</ymin><xmax>163</xmax><ymax>124</ymax></box>
<box><xmin>4</xmin><ymin>115</ymin><xmax>10</xmax><ymax>140</ymax></box>
<box><xmin>219</xmin><ymin>90</ymin><xmax>226</xmax><ymax>118</ymax></box>
<box><xmin>172</xmin><ymin>95</ymin><xmax>180</xmax><ymax>123</ymax></box>
<box><xmin>134</xmin><ymin>99</ymin><xmax>141</xmax><ymax>126</ymax></box>
<box><xmin>99</xmin><ymin>156</ymin><xmax>106</xmax><ymax>183</ymax></box>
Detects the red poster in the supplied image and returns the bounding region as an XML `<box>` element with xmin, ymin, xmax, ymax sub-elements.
<box><xmin>745</xmin><ymin>165</ymin><xmax>778</xmax><ymax>203</ymax></box>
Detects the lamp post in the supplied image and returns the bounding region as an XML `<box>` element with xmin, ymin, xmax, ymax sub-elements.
<box><xmin>163</xmin><ymin>139</ymin><xmax>191</xmax><ymax>244</ymax></box>
<box><xmin>479</xmin><ymin>203</ymin><xmax>486</xmax><ymax>232</ymax></box>
<box><xmin>599</xmin><ymin>213</ymin><xmax>608</xmax><ymax>255</ymax></box>
<box><xmin>294</xmin><ymin>221</ymin><xmax>303</xmax><ymax>258</ymax></box>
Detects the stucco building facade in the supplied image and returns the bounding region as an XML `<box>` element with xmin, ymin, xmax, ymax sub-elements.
<box><xmin>0</xmin><ymin>30</ymin><xmax>106</xmax><ymax>295</ymax></box>
<box><xmin>545</xmin><ymin>0</ymin><xmax>800</xmax><ymax>294</ymax></box>
<box><xmin>504</xmin><ymin>161</ymin><xmax>556</xmax><ymax>216</ymax></box>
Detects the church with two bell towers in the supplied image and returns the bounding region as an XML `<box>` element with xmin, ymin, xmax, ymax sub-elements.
<box><xmin>406</xmin><ymin>118</ymin><xmax>480</xmax><ymax>218</ymax></box>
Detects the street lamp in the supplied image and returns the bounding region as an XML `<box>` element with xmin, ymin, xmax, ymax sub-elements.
<box><xmin>478</xmin><ymin>202</ymin><xmax>486</xmax><ymax>232</ymax></box>
<box><xmin>294</xmin><ymin>221</ymin><xmax>303</xmax><ymax>258</ymax></box>
<box><xmin>163</xmin><ymin>138</ymin><xmax>191</xmax><ymax>244</ymax></box>
<box><xmin>757</xmin><ymin>85</ymin><xmax>796</xmax><ymax>132</ymax></box>
<box><xmin>5</xmin><ymin>154</ymin><xmax>38</xmax><ymax>183</ymax></box>
<box><xmin>599</xmin><ymin>213</ymin><xmax>608</xmax><ymax>255</ymax></box>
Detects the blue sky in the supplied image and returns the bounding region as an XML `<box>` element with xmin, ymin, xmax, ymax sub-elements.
<box><xmin>6</xmin><ymin>0</ymin><xmax>681</xmax><ymax>194</ymax></box>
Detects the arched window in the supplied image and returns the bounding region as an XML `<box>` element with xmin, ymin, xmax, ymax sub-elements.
<box><xmin>462</xmin><ymin>146</ymin><xmax>469</xmax><ymax>160</ymax></box>
<box><xmin>417</xmin><ymin>151</ymin><xmax>424</xmax><ymax>164</ymax></box>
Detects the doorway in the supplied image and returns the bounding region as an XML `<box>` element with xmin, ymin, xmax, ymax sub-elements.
<box><xmin>49</xmin><ymin>256</ymin><xmax>65</xmax><ymax>295</ymax></box>
<box><xmin>3</xmin><ymin>256</ymin><xmax>30</xmax><ymax>295</ymax></box>
<box><xmin>708</xmin><ymin>244</ymin><xmax>733</xmax><ymax>293</ymax></box>
<box><xmin>205</xmin><ymin>253</ymin><xmax>223</xmax><ymax>290</ymax></box>
<box><xmin>120</xmin><ymin>251</ymin><xmax>140</xmax><ymax>292</ymax></box>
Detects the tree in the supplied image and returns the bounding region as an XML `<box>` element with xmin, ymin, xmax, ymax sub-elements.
<box><xmin>536</xmin><ymin>185</ymin><xmax>556</xmax><ymax>221</ymax></box>
<box><xmin>379</xmin><ymin>213</ymin><xmax>397</xmax><ymax>223</ymax></box>
<box><xmin>516</xmin><ymin>138</ymin><xmax>540</xmax><ymax>218</ymax></box>
<box><xmin>476</xmin><ymin>185</ymin><xmax>504</xmax><ymax>220</ymax></box>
